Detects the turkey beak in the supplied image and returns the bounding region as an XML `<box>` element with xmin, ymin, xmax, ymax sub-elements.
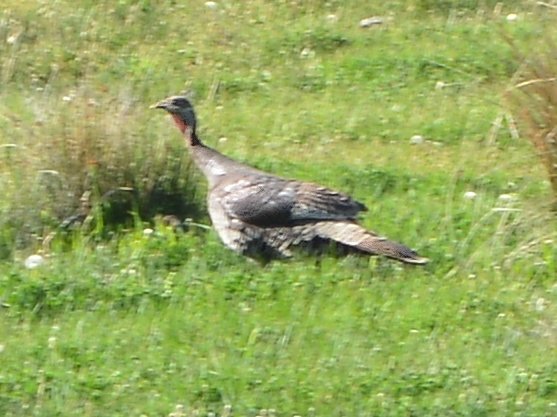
<box><xmin>150</xmin><ymin>99</ymin><xmax>169</xmax><ymax>110</ymax></box>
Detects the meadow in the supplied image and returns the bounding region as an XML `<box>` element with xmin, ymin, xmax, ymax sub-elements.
<box><xmin>0</xmin><ymin>1</ymin><xmax>556</xmax><ymax>416</ymax></box>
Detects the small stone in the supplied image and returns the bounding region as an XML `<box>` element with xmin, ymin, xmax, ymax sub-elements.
<box><xmin>24</xmin><ymin>254</ymin><xmax>45</xmax><ymax>269</ymax></box>
<box><xmin>506</xmin><ymin>13</ymin><xmax>518</xmax><ymax>22</ymax></box>
<box><xmin>463</xmin><ymin>191</ymin><xmax>477</xmax><ymax>200</ymax></box>
<box><xmin>409</xmin><ymin>135</ymin><xmax>424</xmax><ymax>145</ymax></box>
<box><xmin>326</xmin><ymin>14</ymin><xmax>338</xmax><ymax>23</ymax></box>
<box><xmin>143</xmin><ymin>228</ymin><xmax>154</xmax><ymax>237</ymax></box>
<box><xmin>205</xmin><ymin>1</ymin><xmax>218</xmax><ymax>9</ymax></box>
<box><xmin>360</xmin><ymin>16</ymin><xmax>383</xmax><ymax>28</ymax></box>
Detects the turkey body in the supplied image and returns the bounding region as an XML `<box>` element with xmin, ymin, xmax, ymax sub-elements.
<box><xmin>152</xmin><ymin>95</ymin><xmax>428</xmax><ymax>265</ymax></box>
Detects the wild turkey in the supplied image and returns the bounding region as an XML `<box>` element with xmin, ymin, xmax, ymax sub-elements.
<box><xmin>152</xmin><ymin>95</ymin><xmax>428</xmax><ymax>265</ymax></box>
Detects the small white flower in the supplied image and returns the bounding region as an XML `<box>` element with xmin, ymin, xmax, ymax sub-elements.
<box><xmin>535</xmin><ymin>297</ymin><xmax>546</xmax><ymax>312</ymax></box>
<box><xmin>300</xmin><ymin>47</ymin><xmax>314</xmax><ymax>59</ymax></box>
<box><xmin>409</xmin><ymin>135</ymin><xmax>424</xmax><ymax>145</ymax></box>
<box><xmin>0</xmin><ymin>344</ymin><xmax>4</xmax><ymax>353</ymax></box>
<box><xmin>360</xmin><ymin>17</ymin><xmax>383</xmax><ymax>28</ymax></box>
<box><xmin>6</xmin><ymin>34</ymin><xmax>18</xmax><ymax>45</ymax></box>
<box><xmin>435</xmin><ymin>81</ymin><xmax>446</xmax><ymax>90</ymax></box>
<box><xmin>48</xmin><ymin>336</ymin><xmax>57</xmax><ymax>349</ymax></box>
<box><xmin>498</xmin><ymin>193</ymin><xmax>515</xmax><ymax>202</ymax></box>
<box><xmin>326</xmin><ymin>14</ymin><xmax>338</xmax><ymax>23</ymax></box>
<box><xmin>24</xmin><ymin>254</ymin><xmax>45</xmax><ymax>269</ymax></box>
<box><xmin>463</xmin><ymin>191</ymin><xmax>477</xmax><ymax>200</ymax></box>
<box><xmin>205</xmin><ymin>1</ymin><xmax>218</xmax><ymax>9</ymax></box>
<box><xmin>506</xmin><ymin>13</ymin><xmax>518</xmax><ymax>22</ymax></box>
<box><xmin>143</xmin><ymin>228</ymin><xmax>154</xmax><ymax>237</ymax></box>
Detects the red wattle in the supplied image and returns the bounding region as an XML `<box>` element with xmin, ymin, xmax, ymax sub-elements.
<box><xmin>171</xmin><ymin>114</ymin><xmax>187</xmax><ymax>134</ymax></box>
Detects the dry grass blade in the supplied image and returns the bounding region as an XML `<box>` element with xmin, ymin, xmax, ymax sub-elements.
<box><xmin>506</xmin><ymin>33</ymin><xmax>557</xmax><ymax>207</ymax></box>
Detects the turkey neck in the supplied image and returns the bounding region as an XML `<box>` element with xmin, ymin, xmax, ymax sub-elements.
<box><xmin>184</xmin><ymin>129</ymin><xmax>247</xmax><ymax>190</ymax></box>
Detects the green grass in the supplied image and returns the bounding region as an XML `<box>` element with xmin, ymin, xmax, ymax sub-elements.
<box><xmin>1</xmin><ymin>1</ymin><xmax>557</xmax><ymax>416</ymax></box>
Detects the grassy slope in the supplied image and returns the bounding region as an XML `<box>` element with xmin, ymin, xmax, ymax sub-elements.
<box><xmin>1</xmin><ymin>1</ymin><xmax>556</xmax><ymax>416</ymax></box>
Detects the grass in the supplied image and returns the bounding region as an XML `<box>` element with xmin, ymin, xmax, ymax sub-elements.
<box><xmin>1</xmin><ymin>1</ymin><xmax>557</xmax><ymax>416</ymax></box>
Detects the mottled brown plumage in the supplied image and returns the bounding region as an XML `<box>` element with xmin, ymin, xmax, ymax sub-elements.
<box><xmin>152</xmin><ymin>95</ymin><xmax>428</xmax><ymax>265</ymax></box>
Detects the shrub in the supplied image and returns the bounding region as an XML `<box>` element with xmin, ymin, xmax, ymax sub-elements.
<box><xmin>0</xmin><ymin>87</ymin><xmax>201</xmax><ymax>257</ymax></box>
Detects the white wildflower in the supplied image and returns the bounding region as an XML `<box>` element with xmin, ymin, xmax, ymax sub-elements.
<box><xmin>24</xmin><ymin>254</ymin><xmax>45</xmax><ymax>269</ymax></box>
<box><xmin>48</xmin><ymin>336</ymin><xmax>57</xmax><ymax>349</ymax></box>
<box><xmin>435</xmin><ymin>81</ymin><xmax>446</xmax><ymax>90</ymax></box>
<box><xmin>409</xmin><ymin>135</ymin><xmax>424</xmax><ymax>145</ymax></box>
<box><xmin>535</xmin><ymin>297</ymin><xmax>546</xmax><ymax>312</ymax></box>
<box><xmin>360</xmin><ymin>17</ymin><xmax>383</xmax><ymax>28</ymax></box>
<box><xmin>463</xmin><ymin>191</ymin><xmax>477</xmax><ymax>200</ymax></box>
<box><xmin>498</xmin><ymin>193</ymin><xmax>515</xmax><ymax>202</ymax></box>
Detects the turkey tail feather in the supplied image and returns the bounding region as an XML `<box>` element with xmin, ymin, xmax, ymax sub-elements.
<box><xmin>314</xmin><ymin>221</ymin><xmax>428</xmax><ymax>265</ymax></box>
